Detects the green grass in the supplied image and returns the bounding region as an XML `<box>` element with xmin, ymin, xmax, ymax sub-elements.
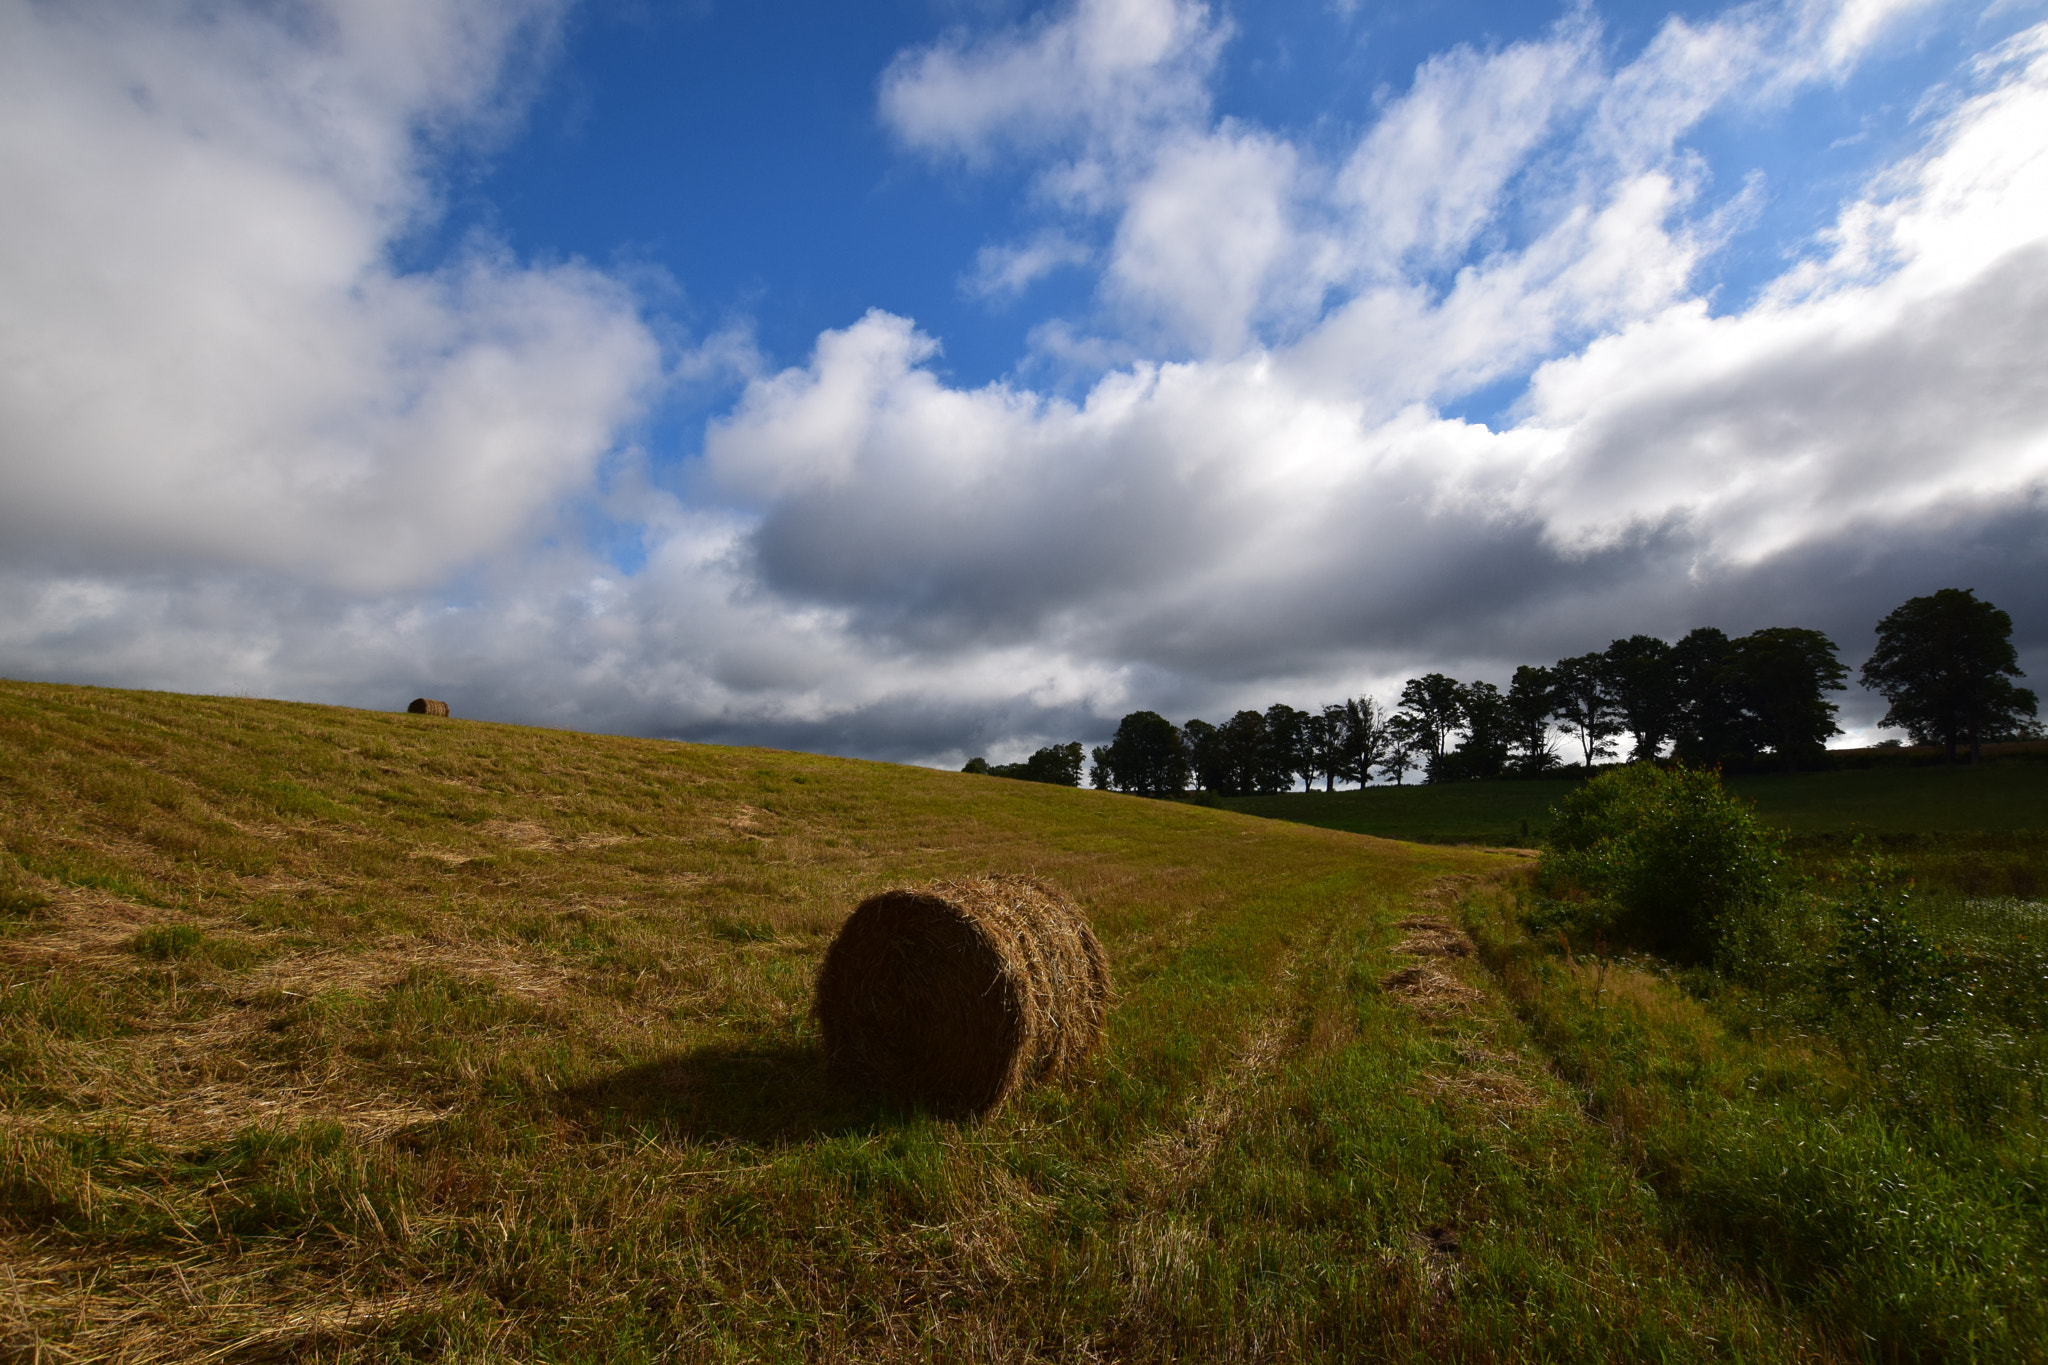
<box><xmin>1224</xmin><ymin>759</ymin><xmax>2048</xmax><ymax>846</ymax></box>
<box><xmin>0</xmin><ymin>678</ymin><xmax>2039</xmax><ymax>1360</ymax></box>
<box><xmin>1222</xmin><ymin>779</ymin><xmax>1586</xmax><ymax>845</ymax></box>
<box><xmin>1464</xmin><ymin>875</ymin><xmax>2048</xmax><ymax>1361</ymax></box>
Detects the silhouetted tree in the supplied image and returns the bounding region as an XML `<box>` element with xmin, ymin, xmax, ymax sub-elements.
<box><xmin>1397</xmin><ymin>673</ymin><xmax>1465</xmax><ymax>767</ymax></box>
<box><xmin>1308</xmin><ymin>705</ymin><xmax>1349</xmax><ymax>791</ymax></box>
<box><xmin>1505</xmin><ymin>665</ymin><xmax>1560</xmax><ymax>775</ymax></box>
<box><xmin>1669</xmin><ymin>627</ymin><xmax>1755</xmax><ymax>765</ymax></box>
<box><xmin>1860</xmin><ymin>588</ymin><xmax>2039</xmax><ymax>762</ymax></box>
<box><xmin>1730</xmin><ymin>627</ymin><xmax>1848</xmax><ymax>771</ymax></box>
<box><xmin>1442</xmin><ymin>680</ymin><xmax>1510</xmax><ymax>780</ymax></box>
<box><xmin>1183</xmin><ymin>717</ymin><xmax>1228</xmax><ymax>793</ymax></box>
<box><xmin>1089</xmin><ymin>744</ymin><xmax>1114</xmax><ymax>790</ymax></box>
<box><xmin>961</xmin><ymin>756</ymin><xmax>990</xmax><ymax>774</ymax></box>
<box><xmin>1603</xmin><ymin>634</ymin><xmax>1677</xmax><ymax>761</ymax></box>
<box><xmin>1310</xmin><ymin>706</ymin><xmax>1342</xmax><ymax>790</ymax></box>
<box><xmin>1552</xmin><ymin>653</ymin><xmax>1622</xmax><ymax>769</ymax></box>
<box><xmin>1341</xmin><ymin>697</ymin><xmax>1391</xmax><ymax>787</ymax></box>
<box><xmin>1103</xmin><ymin>711</ymin><xmax>1189</xmax><ymax>795</ymax></box>
<box><xmin>1265</xmin><ymin>703</ymin><xmax>1313</xmax><ymax>791</ymax></box>
<box><xmin>1381</xmin><ymin>712</ymin><xmax>1425</xmax><ymax>785</ymax></box>
<box><xmin>1219</xmin><ymin>710</ymin><xmax>1270</xmax><ymax>795</ymax></box>
<box><xmin>981</xmin><ymin>742</ymin><xmax>1084</xmax><ymax>786</ymax></box>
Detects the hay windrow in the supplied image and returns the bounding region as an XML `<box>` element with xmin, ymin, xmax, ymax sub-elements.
<box><xmin>1380</xmin><ymin>962</ymin><xmax>1484</xmax><ymax>1017</ymax></box>
<box><xmin>1392</xmin><ymin>927</ymin><xmax>1475</xmax><ymax>958</ymax></box>
<box><xmin>1392</xmin><ymin>914</ymin><xmax>1476</xmax><ymax>959</ymax></box>
<box><xmin>812</xmin><ymin>874</ymin><xmax>1109</xmax><ymax>1116</ymax></box>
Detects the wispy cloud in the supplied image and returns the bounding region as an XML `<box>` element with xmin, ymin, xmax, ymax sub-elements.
<box><xmin>879</xmin><ymin>0</ymin><xmax>1225</xmax><ymax>173</ymax></box>
<box><xmin>962</xmin><ymin>231</ymin><xmax>1095</xmax><ymax>301</ymax></box>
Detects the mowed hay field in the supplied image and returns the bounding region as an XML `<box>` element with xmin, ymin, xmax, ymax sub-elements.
<box><xmin>0</xmin><ymin>682</ymin><xmax>1960</xmax><ymax>1362</ymax></box>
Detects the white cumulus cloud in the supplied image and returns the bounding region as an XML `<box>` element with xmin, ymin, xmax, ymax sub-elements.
<box><xmin>0</xmin><ymin>0</ymin><xmax>659</xmax><ymax>593</ymax></box>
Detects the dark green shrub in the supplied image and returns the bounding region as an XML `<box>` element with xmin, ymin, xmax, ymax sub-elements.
<box><xmin>1540</xmin><ymin>764</ymin><xmax>1781</xmax><ymax>961</ymax></box>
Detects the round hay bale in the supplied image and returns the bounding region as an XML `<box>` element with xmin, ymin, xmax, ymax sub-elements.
<box><xmin>813</xmin><ymin>874</ymin><xmax>1110</xmax><ymax>1116</ymax></box>
<box><xmin>407</xmin><ymin>698</ymin><xmax>450</xmax><ymax>717</ymax></box>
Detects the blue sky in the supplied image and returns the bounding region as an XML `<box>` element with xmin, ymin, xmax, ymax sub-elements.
<box><xmin>537</xmin><ymin>13</ymin><xmax>1937</xmax><ymax>309</ymax></box>
<box><xmin>3</xmin><ymin>0</ymin><xmax>2047</xmax><ymax>765</ymax></box>
<box><xmin>466</xmin><ymin>0</ymin><xmax>1985</xmax><ymax>407</ymax></box>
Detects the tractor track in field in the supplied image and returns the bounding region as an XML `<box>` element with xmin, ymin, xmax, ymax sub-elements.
<box><xmin>1130</xmin><ymin>890</ymin><xmax>1363</xmax><ymax>1200</ymax></box>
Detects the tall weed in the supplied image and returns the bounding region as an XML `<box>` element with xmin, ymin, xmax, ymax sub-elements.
<box><xmin>1703</xmin><ymin>848</ymin><xmax>2048</xmax><ymax>1131</ymax></box>
<box><xmin>1472</xmin><ymin>882</ymin><xmax>2048</xmax><ymax>1360</ymax></box>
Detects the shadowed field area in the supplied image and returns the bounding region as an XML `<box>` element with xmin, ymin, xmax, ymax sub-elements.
<box><xmin>0</xmin><ymin>679</ymin><xmax>2013</xmax><ymax>1360</ymax></box>
<box><xmin>1222</xmin><ymin>759</ymin><xmax>2048</xmax><ymax>847</ymax></box>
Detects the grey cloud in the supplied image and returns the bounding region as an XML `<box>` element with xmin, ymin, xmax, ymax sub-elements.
<box><xmin>4</xmin><ymin>480</ymin><xmax>2044</xmax><ymax>768</ymax></box>
<box><xmin>744</xmin><ymin>432</ymin><xmax>1224</xmax><ymax>651</ymax></box>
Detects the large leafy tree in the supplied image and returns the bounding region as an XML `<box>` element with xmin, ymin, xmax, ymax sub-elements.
<box><xmin>1670</xmin><ymin>627</ymin><xmax>1755</xmax><ymax>766</ymax></box>
<box><xmin>1444</xmin><ymin>680</ymin><xmax>1511</xmax><ymax>780</ymax></box>
<box><xmin>1310</xmin><ymin>704</ymin><xmax>1351</xmax><ymax>791</ymax></box>
<box><xmin>1340</xmin><ymin>697</ymin><xmax>1390</xmax><ymax>788</ymax></box>
<box><xmin>1860</xmin><ymin>588</ymin><xmax>2039</xmax><ymax>762</ymax></box>
<box><xmin>1603</xmin><ymin>634</ymin><xmax>1678</xmax><ymax>762</ymax></box>
<box><xmin>1102</xmin><ymin>710</ymin><xmax>1189</xmax><ymax>795</ymax></box>
<box><xmin>982</xmin><ymin>743</ymin><xmax>1084</xmax><ymax>786</ymax></box>
<box><xmin>1218</xmin><ymin>710</ymin><xmax>1271</xmax><ymax>795</ymax></box>
<box><xmin>1396</xmin><ymin>673</ymin><xmax>1465</xmax><ymax>767</ymax></box>
<box><xmin>1505</xmin><ymin>664</ymin><xmax>1560</xmax><ymax>775</ymax></box>
<box><xmin>1264</xmin><ymin>703</ymin><xmax>1313</xmax><ymax>792</ymax></box>
<box><xmin>1730</xmin><ymin>627</ymin><xmax>1847</xmax><ymax>770</ymax></box>
<box><xmin>1552</xmin><ymin>652</ymin><xmax>1622</xmax><ymax>769</ymax></box>
<box><xmin>1380</xmin><ymin>712</ymin><xmax>1425</xmax><ymax>785</ymax></box>
<box><xmin>1183</xmin><ymin>717</ymin><xmax>1228</xmax><ymax>793</ymax></box>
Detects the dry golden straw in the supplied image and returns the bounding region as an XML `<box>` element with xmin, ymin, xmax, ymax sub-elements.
<box><xmin>813</xmin><ymin>874</ymin><xmax>1110</xmax><ymax>1116</ymax></box>
<box><xmin>406</xmin><ymin>698</ymin><xmax>450</xmax><ymax>717</ymax></box>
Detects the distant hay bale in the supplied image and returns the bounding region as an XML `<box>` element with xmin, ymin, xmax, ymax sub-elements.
<box><xmin>407</xmin><ymin>698</ymin><xmax>450</xmax><ymax>717</ymax></box>
<box><xmin>813</xmin><ymin>874</ymin><xmax>1110</xmax><ymax>1116</ymax></box>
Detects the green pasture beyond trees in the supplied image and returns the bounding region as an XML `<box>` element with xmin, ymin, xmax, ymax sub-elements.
<box><xmin>1222</xmin><ymin>758</ymin><xmax>2048</xmax><ymax>845</ymax></box>
<box><xmin>4</xmin><ymin>679</ymin><xmax>2047</xmax><ymax>1359</ymax></box>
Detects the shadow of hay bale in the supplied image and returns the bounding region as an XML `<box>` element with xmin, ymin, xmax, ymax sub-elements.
<box><xmin>559</xmin><ymin>1038</ymin><xmax>915</xmax><ymax>1145</ymax></box>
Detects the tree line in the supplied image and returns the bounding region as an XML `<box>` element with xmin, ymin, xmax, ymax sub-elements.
<box><xmin>963</xmin><ymin>588</ymin><xmax>2038</xmax><ymax>794</ymax></box>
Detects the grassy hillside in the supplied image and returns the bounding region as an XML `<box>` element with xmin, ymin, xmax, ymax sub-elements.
<box><xmin>0</xmin><ymin>680</ymin><xmax>2036</xmax><ymax>1360</ymax></box>
<box><xmin>1222</xmin><ymin>759</ymin><xmax>2048</xmax><ymax>846</ymax></box>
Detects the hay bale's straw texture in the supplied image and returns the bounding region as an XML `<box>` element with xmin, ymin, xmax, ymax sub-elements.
<box><xmin>813</xmin><ymin>875</ymin><xmax>1110</xmax><ymax>1115</ymax></box>
<box><xmin>407</xmin><ymin>698</ymin><xmax>450</xmax><ymax>717</ymax></box>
